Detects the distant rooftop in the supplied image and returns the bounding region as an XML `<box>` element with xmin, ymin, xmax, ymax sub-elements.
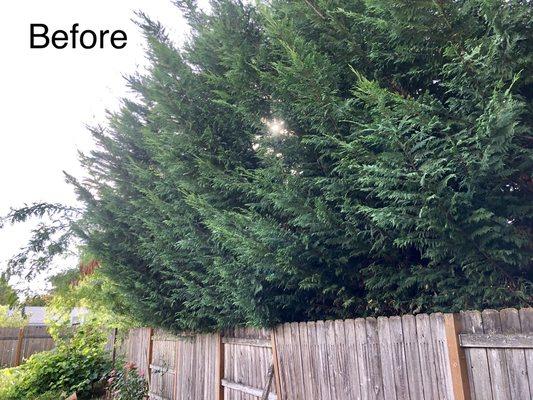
<box><xmin>7</xmin><ymin>306</ymin><xmax>88</xmax><ymax>326</ymax></box>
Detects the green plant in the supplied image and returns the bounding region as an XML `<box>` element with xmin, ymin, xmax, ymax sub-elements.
<box><xmin>0</xmin><ymin>275</ymin><xmax>19</xmax><ymax>306</ymax></box>
<box><xmin>0</xmin><ymin>323</ymin><xmax>112</xmax><ymax>400</ymax></box>
<box><xmin>47</xmin><ymin>262</ymin><xmax>140</xmax><ymax>331</ymax></box>
<box><xmin>0</xmin><ymin>305</ymin><xmax>29</xmax><ymax>328</ymax></box>
<box><xmin>0</xmin><ymin>368</ymin><xmax>20</xmax><ymax>399</ymax></box>
<box><xmin>107</xmin><ymin>363</ymin><xmax>148</xmax><ymax>400</ymax></box>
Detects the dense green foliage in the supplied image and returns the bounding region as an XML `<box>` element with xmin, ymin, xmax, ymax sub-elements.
<box><xmin>0</xmin><ymin>324</ymin><xmax>112</xmax><ymax>399</ymax></box>
<box><xmin>48</xmin><ymin>267</ymin><xmax>141</xmax><ymax>330</ymax></box>
<box><xmin>0</xmin><ymin>305</ymin><xmax>28</xmax><ymax>328</ymax></box>
<box><xmin>4</xmin><ymin>0</ymin><xmax>532</xmax><ymax>331</ymax></box>
<box><xmin>107</xmin><ymin>364</ymin><xmax>149</xmax><ymax>400</ymax></box>
<box><xmin>0</xmin><ymin>276</ymin><xmax>19</xmax><ymax>306</ymax></box>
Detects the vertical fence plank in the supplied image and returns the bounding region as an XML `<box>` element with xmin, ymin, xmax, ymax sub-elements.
<box><xmin>366</xmin><ymin>317</ymin><xmax>385</xmax><ymax>400</ymax></box>
<box><xmin>250</xmin><ymin>330</ymin><xmax>258</xmax><ymax>400</ymax></box>
<box><xmin>390</xmin><ymin>316</ymin><xmax>410</xmax><ymax>400</ymax></box>
<box><xmin>500</xmin><ymin>308</ymin><xmax>530</xmax><ymax>400</ymax></box>
<box><xmin>224</xmin><ymin>331</ymin><xmax>232</xmax><ymax>400</ymax></box>
<box><xmin>271</xmin><ymin>329</ymin><xmax>283</xmax><ymax>400</ymax></box>
<box><xmin>354</xmin><ymin>318</ymin><xmax>370</xmax><ymax>400</ymax></box>
<box><xmin>518</xmin><ymin>308</ymin><xmax>533</xmax><ymax>399</ymax></box>
<box><xmin>275</xmin><ymin>325</ymin><xmax>290</xmax><ymax>400</ymax></box>
<box><xmin>189</xmin><ymin>336</ymin><xmax>197</xmax><ymax>400</ymax></box>
<box><xmin>344</xmin><ymin>319</ymin><xmax>362</xmax><ymax>400</ymax></box>
<box><xmin>216</xmin><ymin>333</ymin><xmax>224</xmax><ymax>400</ymax></box>
<box><xmin>307</xmin><ymin>321</ymin><xmax>324</xmax><ymax>400</ymax></box>
<box><xmin>298</xmin><ymin>322</ymin><xmax>314</xmax><ymax>400</ymax></box>
<box><xmin>481</xmin><ymin>310</ymin><xmax>511</xmax><ymax>400</ymax></box>
<box><xmin>195</xmin><ymin>335</ymin><xmax>201</xmax><ymax>400</ymax></box>
<box><xmin>249</xmin><ymin>329</ymin><xmax>257</xmax><ymax>400</ymax></box>
<box><xmin>416</xmin><ymin>313</ymin><xmax>440</xmax><ymax>400</ymax></box>
<box><xmin>377</xmin><ymin>316</ymin><xmax>397</xmax><ymax>400</ymax></box>
<box><xmin>147</xmin><ymin>328</ymin><xmax>154</xmax><ymax>386</ymax></box>
<box><xmin>430</xmin><ymin>313</ymin><xmax>453</xmax><ymax>400</ymax></box>
<box><xmin>334</xmin><ymin>319</ymin><xmax>351</xmax><ymax>400</ymax></box>
<box><xmin>402</xmin><ymin>314</ymin><xmax>425</xmax><ymax>400</ymax></box>
<box><xmin>235</xmin><ymin>328</ymin><xmax>241</xmax><ymax>400</ymax></box>
<box><xmin>316</xmin><ymin>320</ymin><xmax>333</xmax><ymax>400</ymax></box>
<box><xmin>291</xmin><ymin>322</ymin><xmax>307</xmax><ymax>399</ymax></box>
<box><xmin>461</xmin><ymin>310</ymin><xmax>493</xmax><ymax>400</ymax></box>
<box><xmin>325</xmin><ymin>320</ymin><xmax>340</xmax><ymax>400</ymax></box>
<box><xmin>283</xmin><ymin>323</ymin><xmax>297</xmax><ymax>400</ymax></box>
<box><xmin>173</xmin><ymin>335</ymin><xmax>180</xmax><ymax>400</ymax></box>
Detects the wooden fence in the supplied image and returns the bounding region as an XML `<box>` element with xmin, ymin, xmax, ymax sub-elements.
<box><xmin>1</xmin><ymin>308</ymin><xmax>531</xmax><ymax>399</ymax></box>
<box><xmin>0</xmin><ymin>326</ymin><xmax>54</xmax><ymax>368</ymax></box>
<box><xmin>0</xmin><ymin>326</ymin><xmax>119</xmax><ymax>369</ymax></box>
<box><xmin>123</xmin><ymin>308</ymin><xmax>532</xmax><ymax>400</ymax></box>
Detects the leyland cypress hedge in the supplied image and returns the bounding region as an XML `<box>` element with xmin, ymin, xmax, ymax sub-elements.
<box><xmin>9</xmin><ymin>0</ymin><xmax>532</xmax><ymax>331</ymax></box>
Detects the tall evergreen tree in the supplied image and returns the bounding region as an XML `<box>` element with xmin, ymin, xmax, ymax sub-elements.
<box><xmin>4</xmin><ymin>0</ymin><xmax>531</xmax><ymax>331</ymax></box>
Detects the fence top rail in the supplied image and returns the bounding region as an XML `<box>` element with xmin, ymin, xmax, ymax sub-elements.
<box><xmin>459</xmin><ymin>333</ymin><xmax>533</xmax><ymax>348</ymax></box>
<box><xmin>0</xmin><ymin>335</ymin><xmax>52</xmax><ymax>340</ymax></box>
<box><xmin>222</xmin><ymin>337</ymin><xmax>271</xmax><ymax>348</ymax></box>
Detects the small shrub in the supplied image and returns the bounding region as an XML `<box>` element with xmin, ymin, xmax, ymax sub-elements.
<box><xmin>0</xmin><ymin>367</ymin><xmax>20</xmax><ymax>399</ymax></box>
<box><xmin>106</xmin><ymin>362</ymin><xmax>148</xmax><ymax>400</ymax></box>
<box><xmin>0</xmin><ymin>323</ymin><xmax>112</xmax><ymax>400</ymax></box>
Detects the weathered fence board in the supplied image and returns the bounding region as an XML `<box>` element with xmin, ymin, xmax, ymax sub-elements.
<box><xmin>431</xmin><ymin>312</ymin><xmax>454</xmax><ymax>400</ymax></box>
<box><xmin>460</xmin><ymin>308</ymin><xmax>533</xmax><ymax>400</ymax></box>
<box><xmin>460</xmin><ymin>333</ymin><xmax>533</xmax><ymax>348</ymax></box>
<box><xmin>344</xmin><ymin>319</ymin><xmax>361</xmax><ymax>400</ymax></box>
<box><xmin>402</xmin><ymin>314</ymin><xmax>425</xmax><ymax>400</ymax></box>
<box><xmin>499</xmin><ymin>309</ymin><xmax>530</xmax><ymax>400</ymax></box>
<box><xmin>481</xmin><ymin>309</ymin><xmax>511</xmax><ymax>400</ymax></box>
<box><xmin>390</xmin><ymin>316</ymin><xmax>410</xmax><ymax>400</ymax></box>
<box><xmin>377</xmin><ymin>316</ymin><xmax>396</xmax><ymax>400</ymax></box>
<box><xmin>519</xmin><ymin>308</ymin><xmax>533</xmax><ymax>397</ymax></box>
<box><xmin>0</xmin><ymin>326</ymin><xmax>54</xmax><ymax>368</ymax></box>
<box><xmin>461</xmin><ymin>311</ymin><xmax>491</xmax><ymax>400</ymax></box>
<box><xmin>416</xmin><ymin>313</ymin><xmax>440</xmax><ymax>400</ymax></box>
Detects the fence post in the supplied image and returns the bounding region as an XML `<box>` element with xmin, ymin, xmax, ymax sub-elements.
<box><xmin>270</xmin><ymin>329</ymin><xmax>283</xmax><ymax>400</ymax></box>
<box><xmin>14</xmin><ymin>327</ymin><xmax>25</xmax><ymax>366</ymax></box>
<box><xmin>111</xmin><ymin>328</ymin><xmax>118</xmax><ymax>365</ymax></box>
<box><xmin>215</xmin><ymin>332</ymin><xmax>224</xmax><ymax>400</ymax></box>
<box><xmin>444</xmin><ymin>313</ymin><xmax>471</xmax><ymax>400</ymax></box>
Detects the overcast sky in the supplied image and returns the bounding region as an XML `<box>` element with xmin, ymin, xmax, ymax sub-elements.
<box><xmin>0</xmin><ymin>0</ymin><xmax>207</xmax><ymax>293</ymax></box>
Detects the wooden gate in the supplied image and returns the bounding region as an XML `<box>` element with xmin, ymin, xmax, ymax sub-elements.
<box><xmin>219</xmin><ymin>327</ymin><xmax>279</xmax><ymax>400</ymax></box>
<box><xmin>459</xmin><ymin>308</ymin><xmax>533</xmax><ymax>400</ymax></box>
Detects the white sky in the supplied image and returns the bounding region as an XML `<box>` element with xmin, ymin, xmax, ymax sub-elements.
<box><xmin>0</xmin><ymin>0</ymin><xmax>207</xmax><ymax>294</ymax></box>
